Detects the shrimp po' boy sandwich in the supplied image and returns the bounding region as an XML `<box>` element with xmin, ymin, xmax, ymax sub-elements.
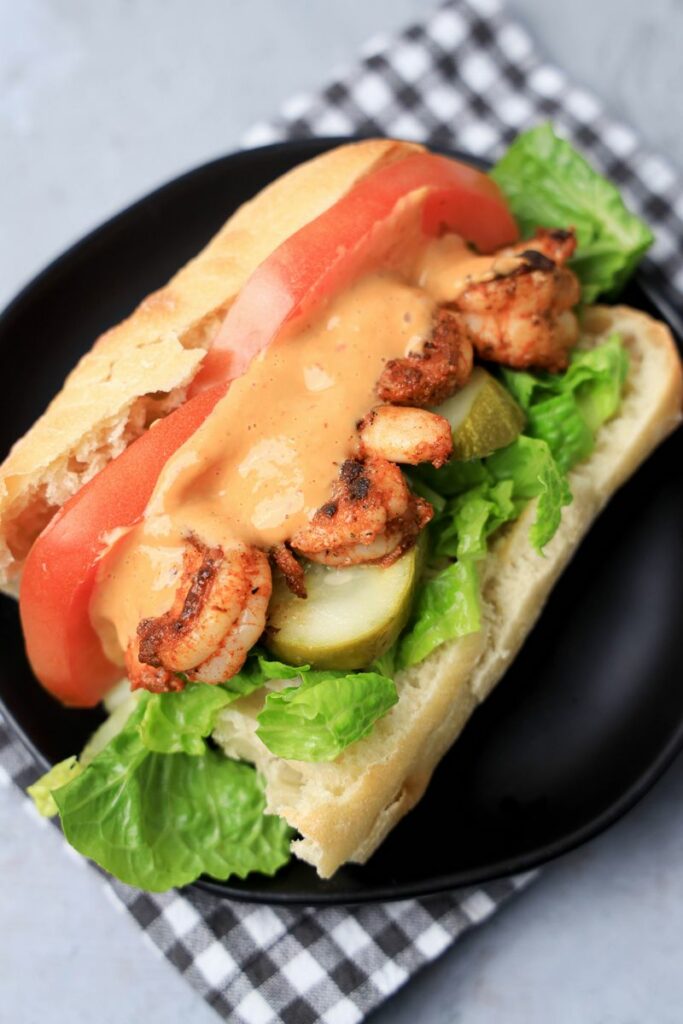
<box><xmin>2</xmin><ymin>127</ymin><xmax>681</xmax><ymax>891</ymax></box>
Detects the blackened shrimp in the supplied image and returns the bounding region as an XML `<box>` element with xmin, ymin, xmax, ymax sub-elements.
<box><xmin>358</xmin><ymin>405</ymin><xmax>452</xmax><ymax>468</ymax></box>
<box><xmin>290</xmin><ymin>456</ymin><xmax>432</xmax><ymax>568</ymax></box>
<box><xmin>271</xmin><ymin>542</ymin><xmax>307</xmax><ymax>599</ymax></box>
<box><xmin>127</xmin><ymin>536</ymin><xmax>271</xmax><ymax>692</ymax></box>
<box><xmin>274</xmin><ymin>410</ymin><xmax>447</xmax><ymax>591</ymax></box>
<box><xmin>454</xmin><ymin>228</ymin><xmax>581</xmax><ymax>372</ymax></box>
<box><xmin>512</xmin><ymin>227</ymin><xmax>577</xmax><ymax>266</ymax></box>
<box><xmin>377</xmin><ymin>308</ymin><xmax>473</xmax><ymax>407</ymax></box>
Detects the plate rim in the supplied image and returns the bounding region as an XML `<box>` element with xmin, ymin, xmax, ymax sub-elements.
<box><xmin>1</xmin><ymin>135</ymin><xmax>681</xmax><ymax>905</ymax></box>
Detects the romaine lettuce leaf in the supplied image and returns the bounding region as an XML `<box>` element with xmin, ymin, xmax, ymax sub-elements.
<box><xmin>564</xmin><ymin>337</ymin><xmax>630</xmax><ymax>431</ymax></box>
<box><xmin>434</xmin><ymin>479</ymin><xmax>519</xmax><ymax>560</ymax></box>
<box><xmin>491</xmin><ymin>124</ymin><xmax>653</xmax><ymax>302</ymax></box>
<box><xmin>487</xmin><ymin>436</ymin><xmax>572</xmax><ymax>552</ymax></box>
<box><xmin>139</xmin><ymin>653</ymin><xmax>306</xmax><ymax>756</ymax></box>
<box><xmin>499</xmin><ymin>335</ymin><xmax>629</xmax><ymax>471</ymax></box>
<box><xmin>400</xmin><ymin>435</ymin><xmax>567</xmax><ymax>668</ymax></box>
<box><xmin>525</xmin><ymin>393</ymin><xmax>594</xmax><ymax>473</ymax></box>
<box><xmin>81</xmin><ymin>691</ymin><xmax>140</xmax><ymax>765</ymax></box>
<box><xmin>140</xmin><ymin>684</ymin><xmax>238</xmax><ymax>756</ymax></box>
<box><xmin>256</xmin><ymin>671</ymin><xmax>397</xmax><ymax>761</ymax></box>
<box><xmin>417</xmin><ymin>456</ymin><xmax>491</xmax><ymax>498</ymax></box>
<box><xmin>254</xmin><ymin>655</ymin><xmax>310</xmax><ymax>681</ymax></box>
<box><xmin>404</xmin><ymin>337</ymin><xmax>630</xmax><ymax>667</ymax></box>
<box><xmin>398</xmin><ymin>559</ymin><xmax>481</xmax><ymax>668</ymax></box>
<box><xmin>370</xmin><ymin>646</ymin><xmax>398</xmax><ymax>679</ymax></box>
<box><xmin>52</xmin><ymin>699</ymin><xmax>291</xmax><ymax>891</ymax></box>
<box><xmin>28</xmin><ymin>756</ymin><xmax>83</xmax><ymax>817</ymax></box>
<box><xmin>425</xmin><ymin>435</ymin><xmax>571</xmax><ymax>557</ymax></box>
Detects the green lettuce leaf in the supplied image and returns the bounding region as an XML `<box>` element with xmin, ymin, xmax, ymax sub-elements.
<box><xmin>434</xmin><ymin>479</ymin><xmax>519</xmax><ymax>560</ymax></box>
<box><xmin>398</xmin><ymin>559</ymin><xmax>481</xmax><ymax>668</ymax></box>
<box><xmin>139</xmin><ymin>652</ymin><xmax>307</xmax><ymax>756</ymax></box>
<box><xmin>370</xmin><ymin>645</ymin><xmax>398</xmax><ymax>679</ymax></box>
<box><xmin>140</xmin><ymin>684</ymin><xmax>238</xmax><ymax>756</ymax></box>
<box><xmin>402</xmin><ymin>337</ymin><xmax>628</xmax><ymax>667</ymax></box>
<box><xmin>499</xmin><ymin>336</ymin><xmax>629</xmax><ymax>471</ymax></box>
<box><xmin>401</xmin><ymin>437</ymin><xmax>568</xmax><ymax>669</ymax></box>
<box><xmin>416</xmin><ymin>457</ymin><xmax>491</xmax><ymax>499</ymax></box>
<box><xmin>564</xmin><ymin>337</ymin><xmax>630</xmax><ymax>431</ymax></box>
<box><xmin>53</xmin><ymin>699</ymin><xmax>291</xmax><ymax>891</ymax></box>
<box><xmin>488</xmin><ymin>436</ymin><xmax>572</xmax><ymax>552</ymax></box>
<box><xmin>426</xmin><ymin>436</ymin><xmax>571</xmax><ymax>557</ymax></box>
<box><xmin>81</xmin><ymin>691</ymin><xmax>140</xmax><ymax>765</ymax></box>
<box><xmin>526</xmin><ymin>392</ymin><xmax>594</xmax><ymax>474</ymax></box>
<box><xmin>28</xmin><ymin>756</ymin><xmax>84</xmax><ymax>817</ymax></box>
<box><xmin>253</xmin><ymin>655</ymin><xmax>310</xmax><ymax>681</ymax></box>
<box><xmin>256</xmin><ymin>671</ymin><xmax>397</xmax><ymax>761</ymax></box>
<box><xmin>491</xmin><ymin>124</ymin><xmax>653</xmax><ymax>301</ymax></box>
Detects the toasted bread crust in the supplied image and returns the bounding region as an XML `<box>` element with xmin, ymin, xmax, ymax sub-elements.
<box><xmin>213</xmin><ymin>305</ymin><xmax>682</xmax><ymax>876</ymax></box>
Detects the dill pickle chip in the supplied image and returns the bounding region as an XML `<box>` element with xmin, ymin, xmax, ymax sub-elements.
<box><xmin>265</xmin><ymin>543</ymin><xmax>423</xmax><ymax>671</ymax></box>
<box><xmin>435</xmin><ymin>367</ymin><xmax>525</xmax><ymax>460</ymax></box>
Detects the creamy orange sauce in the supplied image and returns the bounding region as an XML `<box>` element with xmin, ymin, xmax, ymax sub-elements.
<box><xmin>92</xmin><ymin>231</ymin><xmax>503</xmax><ymax>660</ymax></box>
<box><xmin>413</xmin><ymin>233</ymin><xmax>503</xmax><ymax>304</ymax></box>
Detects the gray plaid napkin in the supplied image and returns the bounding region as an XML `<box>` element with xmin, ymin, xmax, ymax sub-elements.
<box><xmin>2</xmin><ymin>1</ymin><xmax>682</xmax><ymax>1022</ymax></box>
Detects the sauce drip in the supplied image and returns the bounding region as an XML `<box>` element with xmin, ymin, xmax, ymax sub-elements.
<box><xmin>92</xmin><ymin>231</ymin><xmax>502</xmax><ymax>660</ymax></box>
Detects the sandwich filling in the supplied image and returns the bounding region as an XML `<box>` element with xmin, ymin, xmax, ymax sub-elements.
<box><xmin>92</xmin><ymin>225</ymin><xmax>579</xmax><ymax>692</ymax></box>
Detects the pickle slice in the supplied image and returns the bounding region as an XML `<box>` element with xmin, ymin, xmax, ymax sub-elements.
<box><xmin>435</xmin><ymin>367</ymin><xmax>525</xmax><ymax>460</ymax></box>
<box><xmin>265</xmin><ymin>544</ymin><xmax>422</xmax><ymax>670</ymax></box>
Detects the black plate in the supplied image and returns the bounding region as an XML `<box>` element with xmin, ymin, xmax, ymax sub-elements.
<box><xmin>1</xmin><ymin>139</ymin><xmax>681</xmax><ymax>905</ymax></box>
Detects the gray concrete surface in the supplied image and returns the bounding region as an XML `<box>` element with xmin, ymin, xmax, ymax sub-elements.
<box><xmin>1</xmin><ymin>1</ymin><xmax>682</xmax><ymax>1021</ymax></box>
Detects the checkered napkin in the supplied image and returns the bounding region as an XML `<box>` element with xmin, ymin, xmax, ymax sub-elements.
<box><xmin>2</xmin><ymin>1</ymin><xmax>683</xmax><ymax>1022</ymax></box>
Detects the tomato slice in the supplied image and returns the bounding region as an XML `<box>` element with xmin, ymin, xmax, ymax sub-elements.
<box><xmin>20</xmin><ymin>385</ymin><xmax>226</xmax><ymax>706</ymax></box>
<box><xmin>190</xmin><ymin>152</ymin><xmax>517</xmax><ymax>393</ymax></box>
<box><xmin>19</xmin><ymin>149</ymin><xmax>517</xmax><ymax>707</ymax></box>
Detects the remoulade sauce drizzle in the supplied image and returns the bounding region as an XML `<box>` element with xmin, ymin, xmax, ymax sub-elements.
<box><xmin>91</xmin><ymin>230</ymin><xmax>500</xmax><ymax>664</ymax></box>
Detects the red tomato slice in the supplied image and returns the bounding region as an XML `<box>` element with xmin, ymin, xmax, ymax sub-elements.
<box><xmin>190</xmin><ymin>152</ymin><xmax>517</xmax><ymax>392</ymax></box>
<box><xmin>20</xmin><ymin>149</ymin><xmax>517</xmax><ymax>707</ymax></box>
<box><xmin>20</xmin><ymin>384</ymin><xmax>226</xmax><ymax>706</ymax></box>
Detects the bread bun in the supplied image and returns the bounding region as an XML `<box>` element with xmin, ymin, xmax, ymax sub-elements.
<box><xmin>212</xmin><ymin>304</ymin><xmax>682</xmax><ymax>876</ymax></box>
